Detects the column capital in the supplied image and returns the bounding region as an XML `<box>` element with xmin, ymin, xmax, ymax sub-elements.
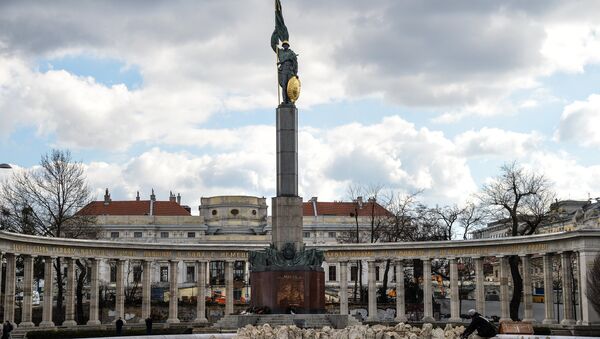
<box><xmin>518</xmin><ymin>253</ymin><xmax>531</xmax><ymax>258</ymax></box>
<box><xmin>196</xmin><ymin>259</ymin><xmax>209</xmax><ymax>264</ymax></box>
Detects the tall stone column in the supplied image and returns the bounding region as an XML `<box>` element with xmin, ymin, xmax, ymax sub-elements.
<box><xmin>422</xmin><ymin>258</ymin><xmax>434</xmax><ymax>322</ymax></box>
<box><xmin>40</xmin><ymin>257</ymin><xmax>55</xmax><ymax>327</ymax></box>
<box><xmin>474</xmin><ymin>257</ymin><xmax>485</xmax><ymax>316</ymax></box>
<box><xmin>141</xmin><ymin>260</ymin><xmax>152</xmax><ymax>321</ymax></box>
<box><xmin>3</xmin><ymin>253</ymin><xmax>16</xmax><ymax>326</ymax></box>
<box><xmin>115</xmin><ymin>259</ymin><xmax>125</xmax><ymax>323</ymax></box>
<box><xmin>449</xmin><ymin>258</ymin><xmax>461</xmax><ymax>322</ymax></box>
<box><xmin>579</xmin><ymin>251</ymin><xmax>600</xmax><ymax>325</ymax></box>
<box><xmin>225</xmin><ymin>260</ymin><xmax>234</xmax><ymax>315</ymax></box>
<box><xmin>367</xmin><ymin>260</ymin><xmax>378</xmax><ymax>321</ymax></box>
<box><xmin>542</xmin><ymin>253</ymin><xmax>557</xmax><ymax>324</ymax></box>
<box><xmin>520</xmin><ymin>254</ymin><xmax>534</xmax><ymax>323</ymax></box>
<box><xmin>195</xmin><ymin>260</ymin><xmax>208</xmax><ymax>323</ymax></box>
<box><xmin>20</xmin><ymin>255</ymin><xmax>35</xmax><ymax>327</ymax></box>
<box><xmin>166</xmin><ymin>260</ymin><xmax>180</xmax><ymax>323</ymax></box>
<box><xmin>339</xmin><ymin>261</ymin><xmax>349</xmax><ymax>315</ymax></box>
<box><xmin>87</xmin><ymin>258</ymin><xmax>101</xmax><ymax>325</ymax></box>
<box><xmin>394</xmin><ymin>261</ymin><xmax>407</xmax><ymax>322</ymax></box>
<box><xmin>499</xmin><ymin>256</ymin><xmax>511</xmax><ymax>323</ymax></box>
<box><xmin>561</xmin><ymin>252</ymin><xmax>576</xmax><ymax>325</ymax></box>
<box><xmin>63</xmin><ymin>257</ymin><xmax>77</xmax><ymax>326</ymax></box>
<box><xmin>576</xmin><ymin>252</ymin><xmax>584</xmax><ymax>325</ymax></box>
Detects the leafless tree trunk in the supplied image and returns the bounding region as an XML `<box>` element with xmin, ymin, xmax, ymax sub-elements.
<box><xmin>76</xmin><ymin>259</ymin><xmax>88</xmax><ymax>324</ymax></box>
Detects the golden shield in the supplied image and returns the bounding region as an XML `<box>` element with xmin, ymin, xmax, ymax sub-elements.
<box><xmin>287</xmin><ymin>76</ymin><xmax>301</xmax><ymax>103</ymax></box>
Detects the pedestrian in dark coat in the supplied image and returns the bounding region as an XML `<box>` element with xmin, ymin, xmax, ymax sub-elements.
<box><xmin>461</xmin><ymin>309</ymin><xmax>497</xmax><ymax>339</ymax></box>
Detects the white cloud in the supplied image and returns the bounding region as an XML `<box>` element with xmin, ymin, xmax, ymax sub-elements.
<box><xmin>556</xmin><ymin>94</ymin><xmax>600</xmax><ymax>147</ymax></box>
<box><xmin>455</xmin><ymin>127</ymin><xmax>543</xmax><ymax>158</ymax></box>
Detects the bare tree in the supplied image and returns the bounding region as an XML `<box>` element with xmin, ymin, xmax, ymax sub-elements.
<box><xmin>0</xmin><ymin>149</ymin><xmax>97</xmax><ymax>323</ymax></box>
<box><xmin>588</xmin><ymin>254</ymin><xmax>600</xmax><ymax>315</ymax></box>
<box><xmin>477</xmin><ymin>162</ymin><xmax>555</xmax><ymax>320</ymax></box>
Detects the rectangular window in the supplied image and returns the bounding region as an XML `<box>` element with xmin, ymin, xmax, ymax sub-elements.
<box><xmin>133</xmin><ymin>265</ymin><xmax>142</xmax><ymax>283</ymax></box>
<box><xmin>328</xmin><ymin>231</ymin><xmax>336</xmax><ymax>238</ymax></box>
<box><xmin>375</xmin><ymin>266</ymin><xmax>380</xmax><ymax>281</ymax></box>
<box><xmin>234</xmin><ymin>261</ymin><xmax>245</xmax><ymax>282</ymax></box>
<box><xmin>86</xmin><ymin>267</ymin><xmax>92</xmax><ymax>284</ymax></box>
<box><xmin>110</xmin><ymin>232</ymin><xmax>119</xmax><ymax>238</ymax></box>
<box><xmin>187</xmin><ymin>266</ymin><xmax>195</xmax><ymax>282</ymax></box>
<box><xmin>134</xmin><ymin>231</ymin><xmax>143</xmax><ymax>238</ymax></box>
<box><xmin>187</xmin><ymin>232</ymin><xmax>195</xmax><ymax>238</ymax></box>
<box><xmin>328</xmin><ymin>265</ymin><xmax>337</xmax><ymax>281</ymax></box>
<box><xmin>210</xmin><ymin>261</ymin><xmax>225</xmax><ymax>285</ymax></box>
<box><xmin>303</xmin><ymin>232</ymin><xmax>310</xmax><ymax>238</ymax></box>
<box><xmin>110</xmin><ymin>265</ymin><xmax>116</xmax><ymax>283</ymax></box>
<box><xmin>160</xmin><ymin>231</ymin><xmax>169</xmax><ymax>238</ymax></box>
<box><xmin>160</xmin><ymin>266</ymin><xmax>169</xmax><ymax>282</ymax></box>
<box><xmin>350</xmin><ymin>266</ymin><xmax>358</xmax><ymax>282</ymax></box>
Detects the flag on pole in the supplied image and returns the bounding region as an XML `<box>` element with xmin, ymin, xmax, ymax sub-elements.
<box><xmin>271</xmin><ymin>0</ymin><xmax>289</xmax><ymax>52</ymax></box>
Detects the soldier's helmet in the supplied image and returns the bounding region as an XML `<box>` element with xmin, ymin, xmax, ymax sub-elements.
<box><xmin>282</xmin><ymin>40</ymin><xmax>290</xmax><ymax>47</ymax></box>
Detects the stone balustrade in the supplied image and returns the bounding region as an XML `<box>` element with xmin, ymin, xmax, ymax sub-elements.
<box><xmin>0</xmin><ymin>229</ymin><xmax>599</xmax><ymax>328</ymax></box>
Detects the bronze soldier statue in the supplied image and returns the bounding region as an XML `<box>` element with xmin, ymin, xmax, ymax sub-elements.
<box><xmin>271</xmin><ymin>0</ymin><xmax>299</xmax><ymax>105</ymax></box>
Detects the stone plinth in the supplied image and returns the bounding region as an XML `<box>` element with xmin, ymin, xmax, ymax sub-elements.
<box><xmin>251</xmin><ymin>269</ymin><xmax>325</xmax><ymax>314</ymax></box>
<box><xmin>271</xmin><ymin>196</ymin><xmax>303</xmax><ymax>252</ymax></box>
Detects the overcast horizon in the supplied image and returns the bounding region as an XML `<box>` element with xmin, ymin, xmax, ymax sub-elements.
<box><xmin>2</xmin><ymin>1</ymin><xmax>600</xmax><ymax>212</ymax></box>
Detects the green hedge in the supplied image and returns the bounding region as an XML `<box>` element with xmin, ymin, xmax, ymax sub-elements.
<box><xmin>26</xmin><ymin>327</ymin><xmax>193</xmax><ymax>339</ymax></box>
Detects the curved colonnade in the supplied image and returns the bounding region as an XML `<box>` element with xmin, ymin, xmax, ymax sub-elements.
<box><xmin>0</xmin><ymin>229</ymin><xmax>599</xmax><ymax>329</ymax></box>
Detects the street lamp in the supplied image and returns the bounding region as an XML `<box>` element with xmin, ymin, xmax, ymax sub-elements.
<box><xmin>0</xmin><ymin>164</ymin><xmax>12</xmax><ymax>169</ymax></box>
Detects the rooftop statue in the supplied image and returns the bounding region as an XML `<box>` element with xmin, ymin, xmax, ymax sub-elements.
<box><xmin>271</xmin><ymin>0</ymin><xmax>300</xmax><ymax>104</ymax></box>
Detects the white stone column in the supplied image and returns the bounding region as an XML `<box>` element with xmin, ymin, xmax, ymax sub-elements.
<box><xmin>449</xmin><ymin>258</ymin><xmax>461</xmax><ymax>322</ymax></box>
<box><xmin>367</xmin><ymin>260</ymin><xmax>378</xmax><ymax>321</ymax></box>
<box><xmin>422</xmin><ymin>258</ymin><xmax>434</xmax><ymax>322</ymax></box>
<box><xmin>87</xmin><ymin>258</ymin><xmax>101</xmax><ymax>325</ymax></box>
<box><xmin>521</xmin><ymin>254</ymin><xmax>535</xmax><ymax>323</ymax></box>
<box><xmin>115</xmin><ymin>259</ymin><xmax>125</xmax><ymax>323</ymax></box>
<box><xmin>499</xmin><ymin>256</ymin><xmax>511</xmax><ymax>323</ymax></box>
<box><xmin>394</xmin><ymin>261</ymin><xmax>407</xmax><ymax>322</ymax></box>
<box><xmin>3</xmin><ymin>253</ymin><xmax>16</xmax><ymax>326</ymax></box>
<box><xmin>579</xmin><ymin>251</ymin><xmax>600</xmax><ymax>325</ymax></box>
<box><xmin>225</xmin><ymin>260</ymin><xmax>234</xmax><ymax>315</ymax></box>
<box><xmin>167</xmin><ymin>260</ymin><xmax>180</xmax><ymax>323</ymax></box>
<box><xmin>141</xmin><ymin>260</ymin><xmax>152</xmax><ymax>321</ymax></box>
<box><xmin>474</xmin><ymin>257</ymin><xmax>485</xmax><ymax>317</ymax></box>
<box><xmin>576</xmin><ymin>252</ymin><xmax>583</xmax><ymax>325</ymax></box>
<box><xmin>542</xmin><ymin>253</ymin><xmax>557</xmax><ymax>324</ymax></box>
<box><xmin>339</xmin><ymin>261</ymin><xmax>349</xmax><ymax>315</ymax></box>
<box><xmin>195</xmin><ymin>260</ymin><xmax>208</xmax><ymax>323</ymax></box>
<box><xmin>561</xmin><ymin>252</ymin><xmax>576</xmax><ymax>325</ymax></box>
<box><xmin>63</xmin><ymin>257</ymin><xmax>77</xmax><ymax>326</ymax></box>
<box><xmin>20</xmin><ymin>255</ymin><xmax>35</xmax><ymax>327</ymax></box>
<box><xmin>40</xmin><ymin>257</ymin><xmax>55</xmax><ymax>327</ymax></box>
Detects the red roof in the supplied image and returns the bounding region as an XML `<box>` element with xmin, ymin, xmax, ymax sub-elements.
<box><xmin>302</xmin><ymin>201</ymin><xmax>391</xmax><ymax>217</ymax></box>
<box><xmin>78</xmin><ymin>200</ymin><xmax>191</xmax><ymax>216</ymax></box>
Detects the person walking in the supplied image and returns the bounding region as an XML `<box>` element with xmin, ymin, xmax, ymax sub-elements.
<box><xmin>115</xmin><ymin>317</ymin><xmax>124</xmax><ymax>336</ymax></box>
<box><xmin>145</xmin><ymin>317</ymin><xmax>153</xmax><ymax>335</ymax></box>
<box><xmin>1</xmin><ymin>321</ymin><xmax>13</xmax><ymax>339</ymax></box>
<box><xmin>461</xmin><ymin>309</ymin><xmax>497</xmax><ymax>339</ymax></box>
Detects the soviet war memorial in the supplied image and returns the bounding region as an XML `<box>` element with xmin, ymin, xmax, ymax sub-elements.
<box><xmin>3</xmin><ymin>2</ymin><xmax>600</xmax><ymax>339</ymax></box>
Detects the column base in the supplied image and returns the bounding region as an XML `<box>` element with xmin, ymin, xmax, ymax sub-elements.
<box><xmin>39</xmin><ymin>321</ymin><xmax>55</xmax><ymax>327</ymax></box>
<box><xmin>19</xmin><ymin>321</ymin><xmax>35</xmax><ymax>328</ymax></box>
<box><xmin>542</xmin><ymin>318</ymin><xmax>558</xmax><ymax>325</ymax></box>
<box><xmin>500</xmin><ymin>317</ymin><xmax>512</xmax><ymax>323</ymax></box>
<box><xmin>62</xmin><ymin>320</ymin><xmax>78</xmax><ymax>326</ymax></box>
<box><xmin>560</xmin><ymin>319</ymin><xmax>576</xmax><ymax>325</ymax></box>
<box><xmin>166</xmin><ymin>318</ymin><xmax>180</xmax><ymax>324</ymax></box>
<box><xmin>194</xmin><ymin>317</ymin><xmax>208</xmax><ymax>323</ymax></box>
<box><xmin>448</xmin><ymin>317</ymin><xmax>462</xmax><ymax>323</ymax></box>
<box><xmin>522</xmin><ymin>318</ymin><xmax>536</xmax><ymax>323</ymax></box>
<box><xmin>422</xmin><ymin>316</ymin><xmax>435</xmax><ymax>322</ymax></box>
<box><xmin>87</xmin><ymin>319</ymin><xmax>101</xmax><ymax>326</ymax></box>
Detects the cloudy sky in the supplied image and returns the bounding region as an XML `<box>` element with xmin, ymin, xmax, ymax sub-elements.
<box><xmin>2</xmin><ymin>0</ymin><xmax>600</xmax><ymax>211</ymax></box>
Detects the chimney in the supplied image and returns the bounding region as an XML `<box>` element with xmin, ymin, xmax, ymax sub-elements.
<box><xmin>310</xmin><ymin>197</ymin><xmax>318</xmax><ymax>217</ymax></box>
<box><xmin>169</xmin><ymin>191</ymin><xmax>176</xmax><ymax>202</ymax></box>
<box><xmin>136</xmin><ymin>191</ymin><xmax>140</xmax><ymax>201</ymax></box>
<box><xmin>177</xmin><ymin>193</ymin><xmax>181</xmax><ymax>205</ymax></box>
<box><xmin>356</xmin><ymin>196</ymin><xmax>364</xmax><ymax>208</ymax></box>
<box><xmin>150</xmin><ymin>188</ymin><xmax>156</xmax><ymax>201</ymax></box>
<box><xmin>103</xmin><ymin>188</ymin><xmax>111</xmax><ymax>205</ymax></box>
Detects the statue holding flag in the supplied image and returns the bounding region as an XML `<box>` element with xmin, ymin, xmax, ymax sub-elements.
<box><xmin>271</xmin><ymin>0</ymin><xmax>300</xmax><ymax>104</ymax></box>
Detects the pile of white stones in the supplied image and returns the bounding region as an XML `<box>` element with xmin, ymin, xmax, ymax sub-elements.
<box><xmin>235</xmin><ymin>323</ymin><xmax>466</xmax><ymax>339</ymax></box>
